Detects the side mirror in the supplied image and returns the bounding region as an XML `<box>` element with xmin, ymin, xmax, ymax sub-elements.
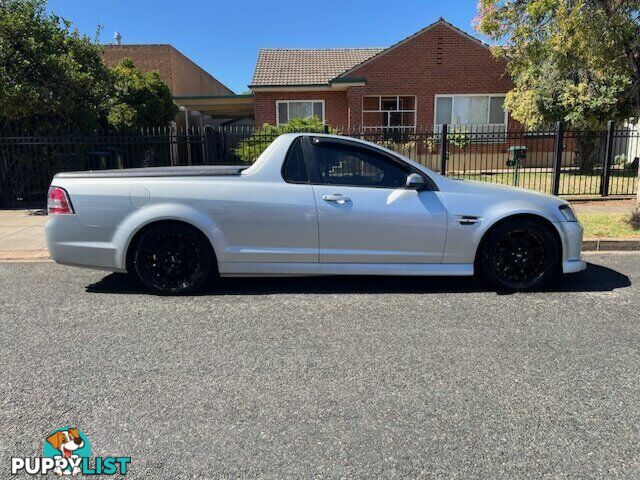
<box><xmin>406</xmin><ymin>173</ymin><xmax>427</xmax><ymax>190</ymax></box>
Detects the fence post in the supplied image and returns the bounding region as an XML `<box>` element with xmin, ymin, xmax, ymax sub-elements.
<box><xmin>0</xmin><ymin>153</ymin><xmax>4</xmax><ymax>208</ymax></box>
<box><xmin>552</xmin><ymin>121</ymin><xmax>564</xmax><ymax>196</ymax></box>
<box><xmin>601</xmin><ymin>120</ymin><xmax>615</xmax><ymax>197</ymax></box>
<box><xmin>440</xmin><ymin>123</ymin><xmax>448</xmax><ymax>175</ymax></box>
<box><xmin>204</xmin><ymin>125</ymin><xmax>215</xmax><ymax>164</ymax></box>
<box><xmin>0</xmin><ymin>144</ymin><xmax>5</xmax><ymax>208</ymax></box>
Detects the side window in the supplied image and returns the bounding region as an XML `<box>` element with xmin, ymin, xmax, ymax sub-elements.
<box><xmin>312</xmin><ymin>141</ymin><xmax>409</xmax><ymax>188</ymax></box>
<box><xmin>282</xmin><ymin>138</ymin><xmax>308</xmax><ymax>183</ymax></box>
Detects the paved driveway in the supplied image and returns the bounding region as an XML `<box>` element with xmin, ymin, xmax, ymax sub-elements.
<box><xmin>1</xmin><ymin>254</ymin><xmax>639</xmax><ymax>478</ymax></box>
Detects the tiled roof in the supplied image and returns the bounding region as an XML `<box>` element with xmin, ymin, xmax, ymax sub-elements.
<box><xmin>251</xmin><ymin>48</ymin><xmax>384</xmax><ymax>86</ymax></box>
<box><xmin>250</xmin><ymin>19</ymin><xmax>493</xmax><ymax>88</ymax></box>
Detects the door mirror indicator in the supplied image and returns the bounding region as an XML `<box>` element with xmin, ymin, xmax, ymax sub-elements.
<box><xmin>406</xmin><ymin>173</ymin><xmax>427</xmax><ymax>190</ymax></box>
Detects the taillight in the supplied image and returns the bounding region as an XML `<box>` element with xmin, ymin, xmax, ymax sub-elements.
<box><xmin>47</xmin><ymin>186</ymin><xmax>74</xmax><ymax>215</ymax></box>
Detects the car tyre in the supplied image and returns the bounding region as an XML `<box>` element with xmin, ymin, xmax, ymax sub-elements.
<box><xmin>480</xmin><ymin>219</ymin><xmax>559</xmax><ymax>292</ymax></box>
<box><xmin>133</xmin><ymin>224</ymin><xmax>213</xmax><ymax>295</ymax></box>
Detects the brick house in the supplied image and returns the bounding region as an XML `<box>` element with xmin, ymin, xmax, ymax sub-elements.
<box><xmin>103</xmin><ymin>44</ymin><xmax>233</xmax><ymax>97</ymax></box>
<box><xmin>249</xmin><ymin>18</ymin><xmax>514</xmax><ymax>133</ymax></box>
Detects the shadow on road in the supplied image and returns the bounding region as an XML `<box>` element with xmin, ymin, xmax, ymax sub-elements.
<box><xmin>86</xmin><ymin>262</ymin><xmax>630</xmax><ymax>296</ymax></box>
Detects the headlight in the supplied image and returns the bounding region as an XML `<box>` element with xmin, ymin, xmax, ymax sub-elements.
<box><xmin>559</xmin><ymin>205</ymin><xmax>577</xmax><ymax>222</ymax></box>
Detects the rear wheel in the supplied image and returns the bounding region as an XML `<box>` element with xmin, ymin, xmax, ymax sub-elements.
<box><xmin>480</xmin><ymin>219</ymin><xmax>559</xmax><ymax>291</ymax></box>
<box><xmin>132</xmin><ymin>224</ymin><xmax>213</xmax><ymax>295</ymax></box>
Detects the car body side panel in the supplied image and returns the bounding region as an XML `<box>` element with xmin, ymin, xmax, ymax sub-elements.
<box><xmin>46</xmin><ymin>134</ymin><xmax>585</xmax><ymax>278</ymax></box>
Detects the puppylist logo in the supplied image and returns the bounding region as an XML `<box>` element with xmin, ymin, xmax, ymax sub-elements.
<box><xmin>11</xmin><ymin>428</ymin><xmax>130</xmax><ymax>476</ymax></box>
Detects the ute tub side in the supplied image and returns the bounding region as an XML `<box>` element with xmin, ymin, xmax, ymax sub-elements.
<box><xmin>45</xmin><ymin>204</ymin><xmax>223</xmax><ymax>273</ymax></box>
<box><xmin>45</xmin><ymin>179</ymin><xmax>235</xmax><ymax>272</ymax></box>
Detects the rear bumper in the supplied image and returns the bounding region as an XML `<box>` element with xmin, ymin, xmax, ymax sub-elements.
<box><xmin>554</xmin><ymin>221</ymin><xmax>586</xmax><ymax>274</ymax></box>
<box><xmin>45</xmin><ymin>215</ymin><xmax>125</xmax><ymax>272</ymax></box>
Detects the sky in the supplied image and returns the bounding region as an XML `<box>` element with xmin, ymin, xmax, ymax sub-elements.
<box><xmin>47</xmin><ymin>0</ymin><xmax>485</xmax><ymax>94</ymax></box>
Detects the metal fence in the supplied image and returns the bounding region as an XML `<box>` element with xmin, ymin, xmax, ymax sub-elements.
<box><xmin>0</xmin><ymin>127</ymin><xmax>234</xmax><ymax>207</ymax></box>
<box><xmin>1</xmin><ymin>122</ymin><xmax>638</xmax><ymax>207</ymax></box>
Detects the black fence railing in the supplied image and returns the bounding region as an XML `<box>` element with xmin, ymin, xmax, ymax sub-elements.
<box><xmin>1</xmin><ymin>122</ymin><xmax>638</xmax><ymax>208</ymax></box>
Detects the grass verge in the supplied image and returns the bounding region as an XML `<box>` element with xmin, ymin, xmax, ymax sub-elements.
<box><xmin>578</xmin><ymin>212</ymin><xmax>640</xmax><ymax>238</ymax></box>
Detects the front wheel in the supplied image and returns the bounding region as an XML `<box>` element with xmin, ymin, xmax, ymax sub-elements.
<box><xmin>479</xmin><ymin>219</ymin><xmax>559</xmax><ymax>291</ymax></box>
<box><xmin>132</xmin><ymin>224</ymin><xmax>213</xmax><ymax>295</ymax></box>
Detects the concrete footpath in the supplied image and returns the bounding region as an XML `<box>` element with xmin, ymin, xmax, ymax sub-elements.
<box><xmin>0</xmin><ymin>201</ymin><xmax>638</xmax><ymax>261</ymax></box>
<box><xmin>0</xmin><ymin>209</ymin><xmax>49</xmax><ymax>260</ymax></box>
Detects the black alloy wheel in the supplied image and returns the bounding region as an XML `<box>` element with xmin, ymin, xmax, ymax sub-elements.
<box><xmin>133</xmin><ymin>224</ymin><xmax>213</xmax><ymax>295</ymax></box>
<box><xmin>480</xmin><ymin>219</ymin><xmax>559</xmax><ymax>291</ymax></box>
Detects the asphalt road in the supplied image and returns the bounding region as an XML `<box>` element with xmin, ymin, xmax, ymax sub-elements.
<box><xmin>1</xmin><ymin>253</ymin><xmax>639</xmax><ymax>479</ymax></box>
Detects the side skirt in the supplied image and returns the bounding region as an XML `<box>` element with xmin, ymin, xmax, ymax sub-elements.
<box><xmin>218</xmin><ymin>262</ymin><xmax>474</xmax><ymax>278</ymax></box>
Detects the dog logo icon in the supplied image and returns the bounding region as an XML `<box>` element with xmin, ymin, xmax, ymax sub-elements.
<box><xmin>44</xmin><ymin>428</ymin><xmax>90</xmax><ymax>476</ymax></box>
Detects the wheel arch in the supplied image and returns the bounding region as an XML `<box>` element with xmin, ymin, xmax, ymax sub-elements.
<box><xmin>473</xmin><ymin>213</ymin><xmax>563</xmax><ymax>273</ymax></box>
<box><xmin>124</xmin><ymin>219</ymin><xmax>219</xmax><ymax>274</ymax></box>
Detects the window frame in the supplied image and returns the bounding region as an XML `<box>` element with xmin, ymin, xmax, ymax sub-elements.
<box><xmin>303</xmin><ymin>136</ymin><xmax>438</xmax><ymax>191</ymax></box>
<box><xmin>361</xmin><ymin>95</ymin><xmax>417</xmax><ymax>132</ymax></box>
<box><xmin>276</xmin><ymin>100</ymin><xmax>325</xmax><ymax>126</ymax></box>
<box><xmin>433</xmin><ymin>93</ymin><xmax>508</xmax><ymax>131</ymax></box>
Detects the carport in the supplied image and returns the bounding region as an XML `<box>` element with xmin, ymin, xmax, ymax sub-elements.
<box><xmin>173</xmin><ymin>94</ymin><xmax>255</xmax><ymax>130</ymax></box>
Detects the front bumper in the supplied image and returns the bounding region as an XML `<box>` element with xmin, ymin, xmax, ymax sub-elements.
<box><xmin>554</xmin><ymin>221</ymin><xmax>586</xmax><ymax>274</ymax></box>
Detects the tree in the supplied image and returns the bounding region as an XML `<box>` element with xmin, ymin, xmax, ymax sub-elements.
<box><xmin>106</xmin><ymin>58</ymin><xmax>179</xmax><ymax>131</ymax></box>
<box><xmin>0</xmin><ymin>0</ymin><xmax>179</xmax><ymax>133</ymax></box>
<box><xmin>475</xmin><ymin>0</ymin><xmax>639</xmax><ymax>172</ymax></box>
<box><xmin>0</xmin><ymin>0</ymin><xmax>111</xmax><ymax>133</ymax></box>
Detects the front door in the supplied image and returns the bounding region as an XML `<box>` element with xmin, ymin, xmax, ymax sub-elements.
<box><xmin>305</xmin><ymin>137</ymin><xmax>447</xmax><ymax>264</ymax></box>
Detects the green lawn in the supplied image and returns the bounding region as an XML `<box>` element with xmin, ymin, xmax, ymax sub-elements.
<box><xmin>578</xmin><ymin>212</ymin><xmax>640</xmax><ymax>238</ymax></box>
<box><xmin>453</xmin><ymin>170</ymin><xmax>638</xmax><ymax>196</ymax></box>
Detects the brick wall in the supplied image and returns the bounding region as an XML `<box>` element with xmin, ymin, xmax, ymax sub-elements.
<box><xmin>169</xmin><ymin>47</ymin><xmax>233</xmax><ymax>96</ymax></box>
<box><xmin>346</xmin><ymin>22</ymin><xmax>513</xmax><ymax>129</ymax></box>
<box><xmin>103</xmin><ymin>45</ymin><xmax>233</xmax><ymax>96</ymax></box>
<box><xmin>253</xmin><ymin>91</ymin><xmax>349</xmax><ymax>127</ymax></box>
<box><xmin>253</xmin><ymin>22</ymin><xmax>515</xmax><ymax>129</ymax></box>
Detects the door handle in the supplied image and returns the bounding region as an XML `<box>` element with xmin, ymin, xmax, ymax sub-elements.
<box><xmin>322</xmin><ymin>194</ymin><xmax>351</xmax><ymax>205</ymax></box>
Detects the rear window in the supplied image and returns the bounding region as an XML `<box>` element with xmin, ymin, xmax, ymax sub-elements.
<box><xmin>282</xmin><ymin>138</ymin><xmax>308</xmax><ymax>183</ymax></box>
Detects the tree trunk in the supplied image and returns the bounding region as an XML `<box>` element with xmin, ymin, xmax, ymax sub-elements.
<box><xmin>575</xmin><ymin>133</ymin><xmax>600</xmax><ymax>174</ymax></box>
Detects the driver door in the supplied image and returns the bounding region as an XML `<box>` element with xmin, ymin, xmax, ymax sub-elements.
<box><xmin>305</xmin><ymin>137</ymin><xmax>447</xmax><ymax>264</ymax></box>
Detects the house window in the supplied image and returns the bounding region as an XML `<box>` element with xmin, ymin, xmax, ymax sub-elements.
<box><xmin>362</xmin><ymin>96</ymin><xmax>416</xmax><ymax>132</ymax></box>
<box><xmin>434</xmin><ymin>95</ymin><xmax>507</xmax><ymax>131</ymax></box>
<box><xmin>276</xmin><ymin>100</ymin><xmax>324</xmax><ymax>125</ymax></box>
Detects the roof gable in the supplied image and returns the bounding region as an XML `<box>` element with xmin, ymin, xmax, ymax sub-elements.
<box><xmin>337</xmin><ymin>18</ymin><xmax>492</xmax><ymax>78</ymax></box>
